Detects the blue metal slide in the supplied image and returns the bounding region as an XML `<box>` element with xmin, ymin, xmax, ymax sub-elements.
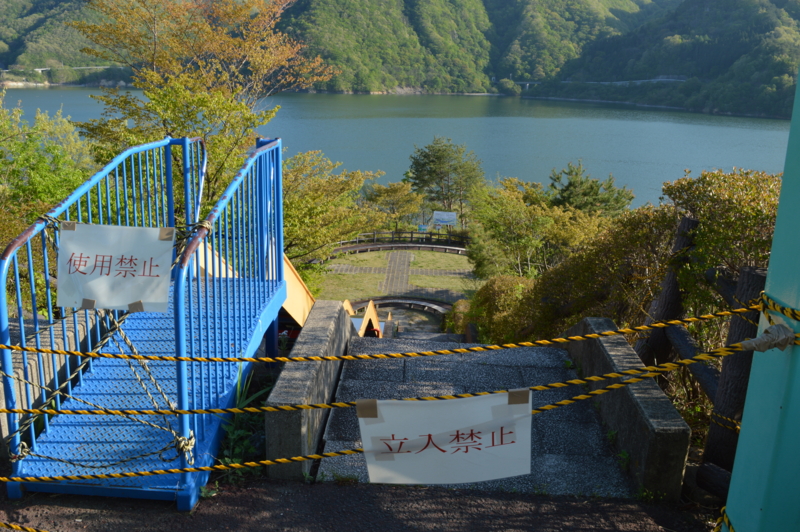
<box><xmin>0</xmin><ymin>137</ymin><xmax>286</xmax><ymax>509</ymax></box>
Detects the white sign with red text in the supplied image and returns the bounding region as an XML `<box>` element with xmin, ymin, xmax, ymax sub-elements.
<box><xmin>56</xmin><ymin>223</ymin><xmax>175</xmax><ymax>313</ymax></box>
<box><xmin>358</xmin><ymin>393</ymin><xmax>531</xmax><ymax>484</ymax></box>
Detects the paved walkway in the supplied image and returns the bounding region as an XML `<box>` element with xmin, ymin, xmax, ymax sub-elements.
<box><xmin>327</xmin><ymin>264</ymin><xmax>474</xmax><ymax>277</ymax></box>
<box><xmin>379</xmin><ymin>251</ymin><xmax>412</xmax><ymax>293</ymax></box>
<box><xmin>318</xmin><ymin>337</ymin><xmax>633</xmax><ymax>498</ymax></box>
<box><xmin>329</xmin><ymin>251</ymin><xmax>469</xmax><ymax>304</ymax></box>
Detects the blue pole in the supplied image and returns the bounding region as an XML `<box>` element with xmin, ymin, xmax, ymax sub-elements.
<box><xmin>723</xmin><ymin>75</ymin><xmax>800</xmax><ymax>531</ymax></box>
<box><xmin>0</xmin><ymin>258</ymin><xmax>20</xmax><ymax>462</ymax></box>
<box><xmin>273</xmin><ymin>139</ymin><xmax>284</xmax><ymax>283</ymax></box>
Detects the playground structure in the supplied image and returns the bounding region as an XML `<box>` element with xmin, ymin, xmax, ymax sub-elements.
<box><xmin>343</xmin><ymin>299</ymin><xmax>384</xmax><ymax>337</ymax></box>
<box><xmin>0</xmin><ymin>137</ymin><xmax>286</xmax><ymax>510</ymax></box>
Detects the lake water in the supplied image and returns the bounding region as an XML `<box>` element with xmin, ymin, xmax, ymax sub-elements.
<box><xmin>4</xmin><ymin>87</ymin><xmax>791</xmax><ymax>207</ymax></box>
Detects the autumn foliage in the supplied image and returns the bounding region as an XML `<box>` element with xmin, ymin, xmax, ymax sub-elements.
<box><xmin>71</xmin><ymin>0</ymin><xmax>334</xmax><ymax>205</ymax></box>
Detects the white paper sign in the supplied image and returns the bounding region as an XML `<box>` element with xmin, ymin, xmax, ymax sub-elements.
<box><xmin>432</xmin><ymin>211</ymin><xmax>458</xmax><ymax>226</ymax></box>
<box><xmin>359</xmin><ymin>393</ymin><xmax>531</xmax><ymax>484</ymax></box>
<box><xmin>56</xmin><ymin>224</ymin><xmax>175</xmax><ymax>313</ymax></box>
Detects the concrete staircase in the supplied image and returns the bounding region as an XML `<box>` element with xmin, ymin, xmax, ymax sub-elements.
<box><xmin>318</xmin><ymin>336</ymin><xmax>633</xmax><ymax>497</ymax></box>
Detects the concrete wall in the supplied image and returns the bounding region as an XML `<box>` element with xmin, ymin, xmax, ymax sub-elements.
<box><xmin>264</xmin><ymin>300</ymin><xmax>355</xmax><ymax>479</ymax></box>
<box><xmin>564</xmin><ymin>317</ymin><xmax>690</xmax><ymax>501</ymax></box>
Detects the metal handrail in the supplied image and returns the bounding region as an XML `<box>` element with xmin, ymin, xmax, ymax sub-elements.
<box><xmin>172</xmin><ymin>138</ymin><xmax>284</xmax><ymax>472</ymax></box>
<box><xmin>0</xmin><ymin>137</ymin><xmax>205</xmax><ymax>464</ymax></box>
<box><xmin>333</xmin><ymin>231</ymin><xmax>470</xmax><ymax>248</ymax></box>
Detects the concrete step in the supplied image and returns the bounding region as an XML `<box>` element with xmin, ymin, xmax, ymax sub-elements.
<box><xmin>317</xmin><ymin>337</ymin><xmax>632</xmax><ymax>497</ymax></box>
<box><xmin>397</xmin><ymin>331</ymin><xmax>465</xmax><ymax>342</ymax></box>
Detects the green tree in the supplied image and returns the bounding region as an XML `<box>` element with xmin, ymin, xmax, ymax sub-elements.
<box><xmin>0</xmin><ymin>91</ymin><xmax>95</xmax><ymax>206</ymax></box>
<box><xmin>365</xmin><ymin>181</ymin><xmax>424</xmax><ymax>231</ymax></box>
<box><xmin>497</xmin><ymin>78</ymin><xmax>521</xmax><ymax>95</ymax></box>
<box><xmin>406</xmin><ymin>137</ymin><xmax>485</xmax><ymax>226</ymax></box>
<box><xmin>71</xmin><ymin>0</ymin><xmax>333</xmax><ymax>207</ymax></box>
<box><xmin>0</xmin><ymin>91</ymin><xmax>98</xmax><ymax>315</ymax></box>
<box><xmin>547</xmin><ymin>161</ymin><xmax>634</xmax><ymax>217</ymax></box>
<box><xmin>282</xmin><ymin>151</ymin><xmax>385</xmax><ymax>264</ymax></box>
<box><xmin>468</xmin><ymin>178</ymin><xmax>606</xmax><ymax>278</ymax></box>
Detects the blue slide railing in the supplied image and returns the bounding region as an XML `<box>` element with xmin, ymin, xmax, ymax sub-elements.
<box><xmin>0</xmin><ymin>137</ymin><xmax>285</xmax><ymax>509</ymax></box>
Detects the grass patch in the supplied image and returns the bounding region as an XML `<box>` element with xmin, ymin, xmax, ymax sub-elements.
<box><xmin>328</xmin><ymin>252</ymin><xmax>388</xmax><ymax>268</ymax></box>
<box><xmin>408</xmin><ymin>275</ymin><xmax>484</xmax><ymax>298</ymax></box>
<box><xmin>317</xmin><ymin>273</ymin><xmax>386</xmax><ymax>301</ymax></box>
<box><xmin>409</xmin><ymin>251</ymin><xmax>471</xmax><ymax>270</ymax></box>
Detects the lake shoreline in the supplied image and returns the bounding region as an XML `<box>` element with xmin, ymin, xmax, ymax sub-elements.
<box><xmin>1</xmin><ymin>80</ymin><xmax>130</xmax><ymax>89</ymax></box>
<box><xmin>523</xmin><ymin>95</ymin><xmax>789</xmax><ymax>121</ymax></box>
<box><xmin>2</xmin><ymin>82</ymin><xmax>788</xmax><ymax>120</ymax></box>
<box><xmin>291</xmin><ymin>88</ymin><xmax>791</xmax><ymax>120</ymax></box>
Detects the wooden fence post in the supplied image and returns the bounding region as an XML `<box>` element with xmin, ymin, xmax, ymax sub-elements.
<box><xmin>635</xmin><ymin>216</ymin><xmax>699</xmax><ymax>366</ymax></box>
<box><xmin>706</xmin><ymin>268</ymin><xmax>766</xmax><ymax>469</ymax></box>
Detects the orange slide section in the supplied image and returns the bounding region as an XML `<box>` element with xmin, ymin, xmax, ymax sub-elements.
<box><xmin>282</xmin><ymin>254</ymin><xmax>316</xmax><ymax>327</ymax></box>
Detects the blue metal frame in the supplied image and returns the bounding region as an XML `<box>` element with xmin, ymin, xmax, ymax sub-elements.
<box><xmin>0</xmin><ymin>137</ymin><xmax>285</xmax><ymax>509</ymax></box>
<box><xmin>172</xmin><ymin>138</ymin><xmax>286</xmax><ymax>508</ymax></box>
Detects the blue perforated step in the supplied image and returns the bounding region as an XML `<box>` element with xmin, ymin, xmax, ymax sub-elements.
<box><xmin>8</xmin><ymin>279</ymin><xmax>286</xmax><ymax>508</ymax></box>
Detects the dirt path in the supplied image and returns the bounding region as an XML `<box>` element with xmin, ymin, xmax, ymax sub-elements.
<box><xmin>0</xmin><ymin>476</ymin><xmax>715</xmax><ymax>532</ymax></box>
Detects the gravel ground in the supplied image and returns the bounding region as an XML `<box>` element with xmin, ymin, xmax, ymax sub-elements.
<box><xmin>0</xmin><ymin>476</ymin><xmax>716</xmax><ymax>532</ymax></box>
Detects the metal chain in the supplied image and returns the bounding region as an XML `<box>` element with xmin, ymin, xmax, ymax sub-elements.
<box><xmin>12</xmin><ymin>439</ymin><xmax>185</xmax><ymax>470</ymax></box>
<box><xmin>3</xmin><ymin>368</ymin><xmax>195</xmax><ymax>467</ymax></box>
<box><xmin>36</xmin><ymin>215</ymin><xmax>61</xmax><ymax>262</ymax></box>
<box><xmin>106</xmin><ymin>312</ymin><xmax>176</xmax><ymax>410</ymax></box>
<box><xmin>4</xmin><ymin>311</ymin><xmax>195</xmax><ymax>466</ymax></box>
<box><xmin>1</xmin><ymin>369</ymin><xmax>175</xmax><ymax>439</ymax></box>
<box><xmin>5</xmin><ymin>217</ymin><xmax>205</xmax><ymax>468</ymax></box>
<box><xmin>4</xmin><ymin>309</ymin><xmax>128</xmax><ymax>445</ymax></box>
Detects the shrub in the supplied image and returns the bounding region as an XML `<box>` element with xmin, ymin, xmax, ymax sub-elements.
<box><xmin>498</xmin><ymin>78</ymin><xmax>521</xmax><ymax>96</ymax></box>
<box><xmin>467</xmin><ymin>275</ymin><xmax>536</xmax><ymax>342</ymax></box>
<box><xmin>523</xmin><ymin>205</ymin><xmax>679</xmax><ymax>341</ymax></box>
<box><xmin>663</xmin><ymin>168</ymin><xmax>781</xmax><ymax>350</ymax></box>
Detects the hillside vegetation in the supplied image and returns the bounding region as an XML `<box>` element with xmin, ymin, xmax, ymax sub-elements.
<box><xmin>3</xmin><ymin>0</ymin><xmax>800</xmax><ymax>115</ymax></box>
<box><xmin>0</xmin><ymin>0</ymin><xmax>108</xmax><ymax>68</ymax></box>
<box><xmin>280</xmin><ymin>0</ymin><xmax>681</xmax><ymax>92</ymax></box>
<box><xmin>538</xmin><ymin>0</ymin><xmax>800</xmax><ymax>117</ymax></box>
<box><xmin>1</xmin><ymin>0</ymin><xmax>678</xmax><ymax>88</ymax></box>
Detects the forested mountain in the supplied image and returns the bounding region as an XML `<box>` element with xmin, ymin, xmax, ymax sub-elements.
<box><xmin>279</xmin><ymin>0</ymin><xmax>681</xmax><ymax>92</ymax></box>
<box><xmin>0</xmin><ymin>0</ymin><xmax>107</xmax><ymax>68</ymax></box>
<box><xmin>542</xmin><ymin>0</ymin><xmax>800</xmax><ymax>116</ymax></box>
<box><xmin>2</xmin><ymin>0</ymin><xmax>800</xmax><ymax>116</ymax></box>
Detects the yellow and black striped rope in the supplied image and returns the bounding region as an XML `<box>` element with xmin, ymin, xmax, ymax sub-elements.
<box><xmin>0</xmin><ymin>448</ymin><xmax>366</xmax><ymax>483</ymax></box>
<box><xmin>710</xmin><ymin>412</ymin><xmax>741</xmax><ymax>434</ymax></box>
<box><xmin>762</xmin><ymin>292</ymin><xmax>800</xmax><ymax>322</ymax></box>
<box><xmin>3</xmin><ymin>333</ymin><xmax>793</xmax><ymax>418</ymax></box>
<box><xmin>731</xmin><ymin>294</ymin><xmax>760</xmax><ymax>327</ymax></box>
<box><xmin>0</xmin><ymin>303</ymin><xmax>761</xmax><ymax>365</ymax></box>
<box><xmin>713</xmin><ymin>506</ymin><xmax>735</xmax><ymax>532</ymax></box>
<box><xmin>530</xmin><ymin>373</ymin><xmax>662</xmax><ymax>415</ymax></box>
<box><xmin>0</xmin><ymin>523</ymin><xmax>49</xmax><ymax>532</ymax></box>
<box><xmin>0</xmin><ymin>377</ymin><xmax>646</xmax><ymax>483</ymax></box>
<box><xmin>0</xmin><ymin>373</ymin><xmax>671</xmax><ymax>483</ymax></box>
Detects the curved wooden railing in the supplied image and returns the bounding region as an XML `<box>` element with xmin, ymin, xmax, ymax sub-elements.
<box><xmin>333</xmin><ymin>231</ymin><xmax>470</xmax><ymax>249</ymax></box>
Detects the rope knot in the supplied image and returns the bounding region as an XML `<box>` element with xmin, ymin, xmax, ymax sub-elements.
<box><xmin>37</xmin><ymin>214</ymin><xmax>61</xmax><ymax>228</ymax></box>
<box><xmin>10</xmin><ymin>442</ymin><xmax>30</xmax><ymax>462</ymax></box>
<box><xmin>175</xmin><ymin>431</ymin><xmax>196</xmax><ymax>465</ymax></box>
